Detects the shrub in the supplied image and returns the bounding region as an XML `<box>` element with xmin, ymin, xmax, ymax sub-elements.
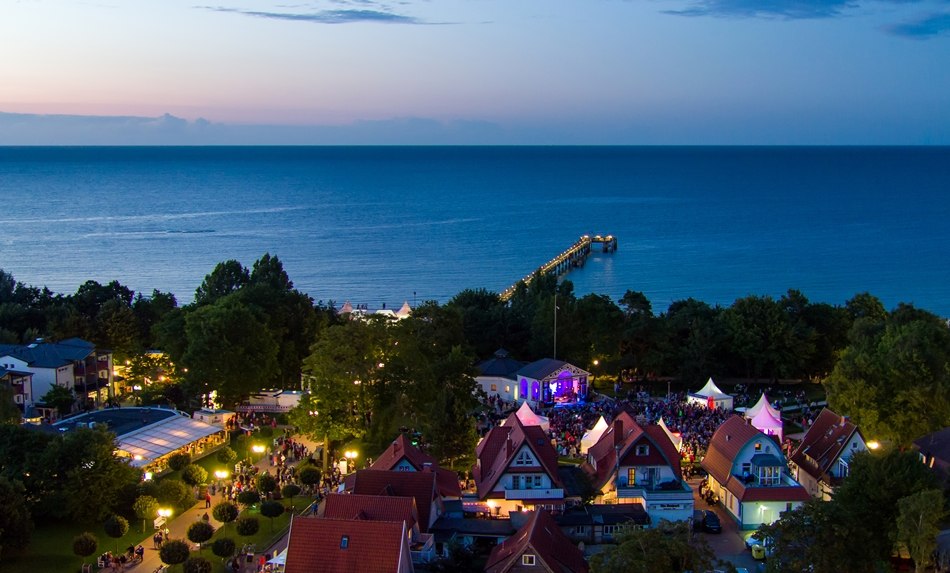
<box><xmin>211</xmin><ymin>537</ymin><xmax>236</xmax><ymax>559</ymax></box>
<box><xmin>183</xmin><ymin>556</ymin><xmax>213</xmax><ymax>573</ymax></box>
<box><xmin>281</xmin><ymin>484</ymin><xmax>301</xmax><ymax>502</ymax></box>
<box><xmin>237</xmin><ymin>490</ymin><xmax>261</xmax><ymax>507</ymax></box>
<box><xmin>182</xmin><ymin>464</ymin><xmax>209</xmax><ymax>487</ymax></box>
<box><xmin>187</xmin><ymin>520</ymin><xmax>216</xmax><ymax>550</ymax></box>
<box><xmin>297</xmin><ymin>465</ymin><xmax>321</xmax><ymax>487</ymax></box>
<box><xmin>168</xmin><ymin>452</ymin><xmax>193</xmax><ymax>472</ymax></box>
<box><xmin>133</xmin><ymin>495</ymin><xmax>159</xmax><ymax>533</ymax></box>
<box><xmin>72</xmin><ymin>532</ymin><xmax>98</xmax><ymax>561</ymax></box>
<box><xmin>235</xmin><ymin>516</ymin><xmax>260</xmax><ymax>537</ymax></box>
<box><xmin>260</xmin><ymin>500</ymin><xmax>284</xmax><ymax>531</ymax></box>
<box><xmin>216</xmin><ymin>447</ymin><xmax>237</xmax><ymax>466</ymax></box>
<box><xmin>157</xmin><ymin>479</ymin><xmax>193</xmax><ymax>511</ymax></box>
<box><xmin>159</xmin><ymin>539</ymin><xmax>191</xmax><ymax>565</ymax></box>
<box><xmin>103</xmin><ymin>514</ymin><xmax>129</xmax><ymax>553</ymax></box>
<box><xmin>257</xmin><ymin>473</ymin><xmax>277</xmax><ymax>495</ymax></box>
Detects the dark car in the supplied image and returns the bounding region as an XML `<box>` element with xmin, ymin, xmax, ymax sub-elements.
<box><xmin>701</xmin><ymin>510</ymin><xmax>722</xmax><ymax>533</ymax></box>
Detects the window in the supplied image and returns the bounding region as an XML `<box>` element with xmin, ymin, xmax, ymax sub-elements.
<box><xmin>340</xmin><ymin>536</ymin><xmax>349</xmax><ymax>549</ymax></box>
<box><xmin>838</xmin><ymin>459</ymin><xmax>850</xmax><ymax>478</ymax></box>
<box><xmin>573</xmin><ymin>526</ymin><xmax>587</xmax><ymax>534</ymax></box>
<box><xmin>505</xmin><ymin>385</ymin><xmax>510</xmax><ymax>393</ymax></box>
<box><xmin>522</xmin><ymin>554</ymin><xmax>536</xmax><ymax>566</ymax></box>
<box><xmin>514</xmin><ymin>450</ymin><xmax>533</xmax><ymax>466</ymax></box>
<box><xmin>533</xmin><ymin>475</ymin><xmax>542</xmax><ymax>487</ymax></box>
<box><xmin>741</xmin><ymin>462</ymin><xmax>752</xmax><ymax>476</ymax></box>
<box><xmin>490</xmin><ymin>384</ymin><xmax>497</xmax><ymax>392</ymax></box>
<box><xmin>754</xmin><ymin>442</ymin><xmax>762</xmax><ymax>451</ymax></box>
<box><xmin>626</xmin><ymin>468</ymin><xmax>636</xmax><ymax>487</ymax></box>
<box><xmin>635</xmin><ymin>444</ymin><xmax>649</xmax><ymax>456</ymax></box>
<box><xmin>758</xmin><ymin>466</ymin><xmax>780</xmax><ymax>486</ymax></box>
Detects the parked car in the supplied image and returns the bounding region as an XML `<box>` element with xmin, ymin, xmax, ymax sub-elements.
<box><xmin>700</xmin><ymin>509</ymin><xmax>721</xmax><ymax>533</ymax></box>
<box><xmin>692</xmin><ymin>510</ymin><xmax>705</xmax><ymax>531</ymax></box>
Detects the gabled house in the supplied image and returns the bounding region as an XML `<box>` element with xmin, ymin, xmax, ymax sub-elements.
<box><xmin>371</xmin><ymin>433</ymin><xmax>462</xmax><ymax>499</ymax></box>
<box><xmin>476</xmin><ymin>349</ymin><xmax>527</xmax><ymax>404</ymax></box>
<box><xmin>347</xmin><ymin>469</ymin><xmax>443</xmax><ymax>532</ymax></box>
<box><xmin>583</xmin><ymin>411</ymin><xmax>693</xmax><ymax>524</ymax></box>
<box><xmin>284</xmin><ymin>515</ymin><xmax>414</xmax><ymax>573</ymax></box>
<box><xmin>0</xmin><ymin>367</ymin><xmax>33</xmax><ymax>416</ymax></box>
<box><xmin>789</xmin><ymin>408</ymin><xmax>867</xmax><ymax>500</ymax></box>
<box><xmin>321</xmin><ymin>493</ymin><xmax>435</xmax><ymax>564</ymax></box>
<box><xmin>484</xmin><ymin>510</ymin><xmax>589</xmax><ymax>573</ymax></box>
<box><xmin>702</xmin><ymin>415</ymin><xmax>810</xmax><ymax>530</ymax></box>
<box><xmin>473</xmin><ymin>412</ymin><xmax>564</xmax><ymax>517</ymax></box>
<box><xmin>0</xmin><ymin>338</ymin><xmax>113</xmax><ymax>416</ymax></box>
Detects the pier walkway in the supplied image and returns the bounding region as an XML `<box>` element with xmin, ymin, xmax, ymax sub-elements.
<box><xmin>500</xmin><ymin>234</ymin><xmax>617</xmax><ymax>302</ymax></box>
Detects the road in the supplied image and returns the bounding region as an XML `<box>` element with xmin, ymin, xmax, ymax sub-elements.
<box><xmin>688</xmin><ymin>477</ymin><xmax>763</xmax><ymax>572</ymax></box>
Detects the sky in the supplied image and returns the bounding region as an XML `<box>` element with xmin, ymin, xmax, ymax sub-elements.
<box><xmin>1</xmin><ymin>0</ymin><xmax>949</xmax><ymax>144</ymax></box>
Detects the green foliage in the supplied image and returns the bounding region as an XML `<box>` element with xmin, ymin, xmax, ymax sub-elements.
<box><xmin>156</xmin><ymin>479</ymin><xmax>194</xmax><ymax>512</ymax></box>
<box><xmin>260</xmin><ymin>500</ymin><xmax>284</xmax><ymax>531</ymax></box>
<box><xmin>58</xmin><ymin>426</ymin><xmax>141</xmax><ymax>522</ymax></box>
<box><xmin>590</xmin><ymin>520</ymin><xmax>714</xmax><ymax>573</ymax></box>
<box><xmin>216</xmin><ymin>446</ymin><xmax>238</xmax><ymax>466</ymax></box>
<box><xmin>41</xmin><ymin>384</ymin><xmax>75</xmax><ymax>416</ymax></box>
<box><xmin>235</xmin><ymin>516</ymin><xmax>260</xmax><ymax>537</ymax></box>
<box><xmin>237</xmin><ymin>490</ymin><xmax>261</xmax><ymax>507</ymax></box>
<box><xmin>181</xmin><ymin>463</ymin><xmax>209</xmax><ymax>487</ymax></box>
<box><xmin>183</xmin><ymin>556</ymin><xmax>213</xmax><ymax>573</ymax></box>
<box><xmin>159</xmin><ymin>539</ymin><xmax>191</xmax><ymax>565</ymax></box>
<box><xmin>256</xmin><ymin>472</ymin><xmax>277</xmax><ymax>494</ymax></box>
<box><xmin>296</xmin><ymin>465</ymin><xmax>321</xmax><ymax>487</ymax></box>
<box><xmin>0</xmin><ymin>476</ymin><xmax>33</xmax><ymax>557</ymax></box>
<box><xmin>72</xmin><ymin>532</ymin><xmax>98</xmax><ymax>560</ymax></box>
<box><xmin>280</xmin><ymin>483</ymin><xmax>301</xmax><ymax>502</ymax></box>
<box><xmin>211</xmin><ymin>537</ymin><xmax>236</xmax><ymax>559</ymax></box>
<box><xmin>428</xmin><ymin>537</ymin><xmax>480</xmax><ymax>573</ymax></box>
<box><xmin>212</xmin><ymin>501</ymin><xmax>239</xmax><ymax>534</ymax></box>
<box><xmin>103</xmin><ymin>514</ymin><xmax>129</xmax><ymax>553</ymax></box>
<box><xmin>0</xmin><ymin>384</ymin><xmax>21</xmax><ymax>424</ymax></box>
<box><xmin>194</xmin><ymin>260</ymin><xmax>249</xmax><ymax>306</ymax></box>
<box><xmin>133</xmin><ymin>495</ymin><xmax>159</xmax><ymax>533</ymax></box>
<box><xmin>896</xmin><ymin>489</ymin><xmax>946</xmax><ymax>573</ymax></box>
<box><xmin>826</xmin><ymin>302</ymin><xmax>950</xmax><ymax>446</ymax></box>
<box><xmin>187</xmin><ymin>520</ymin><xmax>216</xmax><ymax>550</ymax></box>
<box><xmin>168</xmin><ymin>452</ymin><xmax>193</xmax><ymax>472</ymax></box>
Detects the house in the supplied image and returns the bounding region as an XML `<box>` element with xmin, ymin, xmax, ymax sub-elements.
<box><xmin>321</xmin><ymin>493</ymin><xmax>435</xmax><ymax>564</ymax></box>
<box><xmin>284</xmin><ymin>515</ymin><xmax>414</xmax><ymax>573</ymax></box>
<box><xmin>789</xmin><ymin>408</ymin><xmax>867</xmax><ymax>500</ymax></box>
<box><xmin>0</xmin><ymin>367</ymin><xmax>33</xmax><ymax>416</ymax></box>
<box><xmin>475</xmin><ymin>349</ymin><xmax>527</xmax><ymax>404</ymax></box>
<box><xmin>0</xmin><ymin>338</ymin><xmax>113</xmax><ymax>416</ymax></box>
<box><xmin>556</xmin><ymin>504</ymin><xmax>650</xmax><ymax>545</ymax></box>
<box><xmin>913</xmin><ymin>427</ymin><xmax>950</xmax><ymax>485</ymax></box>
<box><xmin>484</xmin><ymin>510</ymin><xmax>589</xmax><ymax>573</ymax></box>
<box><xmin>473</xmin><ymin>412</ymin><xmax>564</xmax><ymax>517</ymax></box>
<box><xmin>475</xmin><ymin>351</ymin><xmax>592</xmax><ymax>408</ymax></box>
<box><xmin>346</xmin><ymin>469</ymin><xmax>443</xmax><ymax>532</ymax></box>
<box><xmin>702</xmin><ymin>415</ymin><xmax>810</xmax><ymax>530</ymax></box>
<box><xmin>370</xmin><ymin>433</ymin><xmax>462</xmax><ymax>499</ymax></box>
<box><xmin>583</xmin><ymin>410</ymin><xmax>694</xmax><ymax>524</ymax></box>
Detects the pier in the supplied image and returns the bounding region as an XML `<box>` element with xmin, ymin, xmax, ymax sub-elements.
<box><xmin>500</xmin><ymin>234</ymin><xmax>618</xmax><ymax>302</ymax></box>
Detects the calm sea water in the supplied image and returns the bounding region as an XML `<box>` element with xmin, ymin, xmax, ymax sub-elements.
<box><xmin>0</xmin><ymin>146</ymin><xmax>948</xmax><ymax>317</ymax></box>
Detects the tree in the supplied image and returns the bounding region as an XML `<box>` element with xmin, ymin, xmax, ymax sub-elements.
<box><xmin>0</xmin><ymin>384</ymin><xmax>20</xmax><ymax>425</ymax></box>
<box><xmin>157</xmin><ymin>479</ymin><xmax>194</xmax><ymax>512</ymax></box>
<box><xmin>260</xmin><ymin>500</ymin><xmax>284</xmax><ymax>532</ymax></box>
<box><xmin>40</xmin><ymin>384</ymin><xmax>75</xmax><ymax>416</ymax></box>
<box><xmin>212</xmin><ymin>501</ymin><xmax>239</xmax><ymax>536</ymax></box>
<box><xmin>237</xmin><ymin>490</ymin><xmax>261</xmax><ymax>508</ymax></box>
<box><xmin>183</xmin><ymin>556</ymin><xmax>213</xmax><ymax>573</ymax></box>
<box><xmin>235</xmin><ymin>516</ymin><xmax>260</xmax><ymax>537</ymax></box>
<box><xmin>590</xmin><ymin>520</ymin><xmax>714</xmax><ymax>573</ymax></box>
<box><xmin>0</xmin><ymin>476</ymin><xmax>33</xmax><ymax>559</ymax></box>
<box><xmin>187</xmin><ymin>520</ymin><xmax>216</xmax><ymax>553</ymax></box>
<box><xmin>72</xmin><ymin>532</ymin><xmax>98</xmax><ymax>567</ymax></box>
<box><xmin>182</xmin><ymin>464</ymin><xmax>208</xmax><ymax>487</ymax></box>
<box><xmin>257</xmin><ymin>472</ymin><xmax>277</xmax><ymax>496</ymax></box>
<box><xmin>133</xmin><ymin>495</ymin><xmax>159</xmax><ymax>533</ymax></box>
<box><xmin>103</xmin><ymin>514</ymin><xmax>129</xmax><ymax>554</ymax></box>
<box><xmin>194</xmin><ymin>260</ymin><xmax>249</xmax><ymax>306</ymax></box>
<box><xmin>280</xmin><ymin>484</ymin><xmax>301</xmax><ymax>504</ymax></box>
<box><xmin>296</xmin><ymin>465</ymin><xmax>321</xmax><ymax>493</ymax></box>
<box><xmin>896</xmin><ymin>489</ymin><xmax>946</xmax><ymax>573</ymax></box>
<box><xmin>211</xmin><ymin>537</ymin><xmax>236</xmax><ymax>560</ymax></box>
<box><xmin>168</xmin><ymin>452</ymin><xmax>192</xmax><ymax>472</ymax></box>
<box><xmin>159</xmin><ymin>539</ymin><xmax>191</xmax><ymax>566</ymax></box>
<box><xmin>216</xmin><ymin>446</ymin><xmax>237</xmax><ymax>466</ymax></box>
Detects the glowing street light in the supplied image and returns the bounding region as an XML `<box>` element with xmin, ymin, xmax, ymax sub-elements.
<box><xmin>252</xmin><ymin>444</ymin><xmax>266</xmax><ymax>455</ymax></box>
<box><xmin>214</xmin><ymin>470</ymin><xmax>229</xmax><ymax>480</ymax></box>
<box><xmin>867</xmin><ymin>440</ymin><xmax>881</xmax><ymax>450</ymax></box>
<box><xmin>157</xmin><ymin>508</ymin><xmax>173</xmax><ymax>519</ymax></box>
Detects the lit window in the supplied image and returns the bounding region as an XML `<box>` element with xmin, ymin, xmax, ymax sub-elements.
<box><xmin>522</xmin><ymin>554</ymin><xmax>536</xmax><ymax>566</ymax></box>
<box><xmin>754</xmin><ymin>442</ymin><xmax>762</xmax><ymax>451</ymax></box>
<box><xmin>490</xmin><ymin>384</ymin><xmax>497</xmax><ymax>392</ymax></box>
<box><xmin>340</xmin><ymin>536</ymin><xmax>349</xmax><ymax>549</ymax></box>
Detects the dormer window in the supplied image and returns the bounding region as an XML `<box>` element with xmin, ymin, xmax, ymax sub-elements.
<box><xmin>522</xmin><ymin>554</ymin><xmax>536</xmax><ymax>566</ymax></box>
<box><xmin>635</xmin><ymin>445</ymin><xmax>649</xmax><ymax>456</ymax></box>
<box><xmin>340</xmin><ymin>535</ymin><xmax>349</xmax><ymax>549</ymax></box>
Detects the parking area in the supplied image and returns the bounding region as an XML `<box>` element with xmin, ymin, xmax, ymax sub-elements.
<box><xmin>689</xmin><ymin>477</ymin><xmax>762</xmax><ymax>572</ymax></box>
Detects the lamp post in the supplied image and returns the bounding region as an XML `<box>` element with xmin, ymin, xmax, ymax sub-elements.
<box><xmin>343</xmin><ymin>450</ymin><xmax>358</xmax><ymax>474</ymax></box>
<box><xmin>157</xmin><ymin>507</ymin><xmax>172</xmax><ymax>531</ymax></box>
<box><xmin>214</xmin><ymin>469</ymin><xmax>229</xmax><ymax>489</ymax></box>
<box><xmin>251</xmin><ymin>444</ymin><xmax>266</xmax><ymax>463</ymax></box>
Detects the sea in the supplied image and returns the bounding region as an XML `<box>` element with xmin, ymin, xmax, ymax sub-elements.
<box><xmin>1</xmin><ymin>146</ymin><xmax>948</xmax><ymax>317</ymax></box>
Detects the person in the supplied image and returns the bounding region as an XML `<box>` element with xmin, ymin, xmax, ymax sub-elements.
<box><xmin>202</xmin><ymin>512</ymin><xmax>210</xmax><ymax>522</ymax></box>
<box><xmin>135</xmin><ymin>545</ymin><xmax>145</xmax><ymax>561</ymax></box>
<box><xmin>205</xmin><ymin>491</ymin><xmax>212</xmax><ymax>508</ymax></box>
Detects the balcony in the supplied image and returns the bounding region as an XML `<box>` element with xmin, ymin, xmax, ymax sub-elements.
<box><xmin>505</xmin><ymin>488</ymin><xmax>564</xmax><ymax>500</ymax></box>
<box><xmin>409</xmin><ymin>533</ymin><xmax>435</xmax><ymax>564</ymax></box>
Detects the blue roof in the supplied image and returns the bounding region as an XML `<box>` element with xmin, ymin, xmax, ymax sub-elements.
<box><xmin>0</xmin><ymin>339</ymin><xmax>97</xmax><ymax>369</ymax></box>
<box><xmin>517</xmin><ymin>358</ymin><xmax>571</xmax><ymax>380</ymax></box>
<box><xmin>475</xmin><ymin>349</ymin><xmax>526</xmax><ymax>378</ymax></box>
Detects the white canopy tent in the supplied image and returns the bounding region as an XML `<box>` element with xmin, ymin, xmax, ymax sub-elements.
<box><xmin>745</xmin><ymin>393</ymin><xmax>782</xmax><ymax>420</ymax></box>
<box><xmin>657</xmin><ymin>417</ymin><xmax>683</xmax><ymax>452</ymax></box>
<box><xmin>748</xmin><ymin>407</ymin><xmax>784</xmax><ymax>442</ymax></box>
<box><xmin>686</xmin><ymin>377</ymin><xmax>734</xmax><ymax>411</ymax></box>
<box><xmin>580</xmin><ymin>416</ymin><xmax>609</xmax><ymax>454</ymax></box>
<box><xmin>515</xmin><ymin>401</ymin><xmax>550</xmax><ymax>432</ymax></box>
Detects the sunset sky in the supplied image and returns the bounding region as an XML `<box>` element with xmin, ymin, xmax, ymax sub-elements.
<box><xmin>2</xmin><ymin>0</ymin><xmax>949</xmax><ymax>144</ymax></box>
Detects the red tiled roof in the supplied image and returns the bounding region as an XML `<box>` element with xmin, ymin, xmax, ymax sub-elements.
<box><xmin>284</xmin><ymin>516</ymin><xmax>409</xmax><ymax>573</ymax></box>
<box><xmin>322</xmin><ymin>493</ymin><xmax>419</xmax><ymax>532</ymax></box>
<box><xmin>485</xmin><ymin>510</ymin><xmax>589</xmax><ymax>573</ymax></box>
<box><xmin>726</xmin><ymin>480</ymin><xmax>813</xmax><ymax>503</ymax></box>
<box><xmin>350</xmin><ymin>469</ymin><xmax>440</xmax><ymax>531</ymax></box>
<box><xmin>584</xmin><ymin>413</ymin><xmax>681</xmax><ymax>490</ymax></box>
<box><xmin>790</xmin><ymin>408</ymin><xmax>861</xmax><ymax>483</ymax></box>
<box><xmin>474</xmin><ymin>413</ymin><xmax>562</xmax><ymax>499</ymax></box>
<box><xmin>371</xmin><ymin>434</ymin><xmax>462</xmax><ymax>497</ymax></box>
<box><xmin>701</xmin><ymin>415</ymin><xmax>763</xmax><ymax>485</ymax></box>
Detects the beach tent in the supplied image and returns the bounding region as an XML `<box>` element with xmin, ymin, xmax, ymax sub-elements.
<box><xmin>687</xmin><ymin>377</ymin><xmax>734</xmax><ymax>411</ymax></box>
<box><xmin>267</xmin><ymin>547</ymin><xmax>287</xmax><ymax>570</ymax></box>
<box><xmin>515</xmin><ymin>401</ymin><xmax>550</xmax><ymax>432</ymax></box>
<box><xmin>580</xmin><ymin>416</ymin><xmax>609</xmax><ymax>454</ymax></box>
<box><xmin>340</xmin><ymin>301</ymin><xmax>353</xmax><ymax>314</ymax></box>
<box><xmin>396</xmin><ymin>301</ymin><xmax>412</xmax><ymax>318</ymax></box>
<box><xmin>745</xmin><ymin>393</ymin><xmax>782</xmax><ymax>421</ymax></box>
<box><xmin>657</xmin><ymin>417</ymin><xmax>683</xmax><ymax>452</ymax></box>
<box><xmin>748</xmin><ymin>407</ymin><xmax>784</xmax><ymax>442</ymax></box>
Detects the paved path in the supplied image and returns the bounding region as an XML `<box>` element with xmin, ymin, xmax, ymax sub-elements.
<box><xmin>110</xmin><ymin>430</ymin><xmax>322</xmax><ymax>573</ymax></box>
<box><xmin>688</xmin><ymin>477</ymin><xmax>762</xmax><ymax>572</ymax></box>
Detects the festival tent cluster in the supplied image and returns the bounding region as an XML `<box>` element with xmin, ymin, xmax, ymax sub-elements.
<box><xmin>687</xmin><ymin>377</ymin><xmax>734</xmax><ymax>411</ymax></box>
<box><xmin>744</xmin><ymin>393</ymin><xmax>784</xmax><ymax>441</ymax></box>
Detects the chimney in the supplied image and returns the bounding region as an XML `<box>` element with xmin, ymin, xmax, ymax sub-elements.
<box><xmin>613</xmin><ymin>419</ymin><xmax>624</xmax><ymax>445</ymax></box>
